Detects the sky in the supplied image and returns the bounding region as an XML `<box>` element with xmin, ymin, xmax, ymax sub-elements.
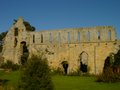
<box><xmin>0</xmin><ymin>0</ymin><xmax>120</xmax><ymax>38</ymax></box>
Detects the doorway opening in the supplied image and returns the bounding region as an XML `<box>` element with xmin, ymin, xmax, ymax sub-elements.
<box><xmin>20</xmin><ymin>41</ymin><xmax>29</xmax><ymax>65</ymax></box>
<box><xmin>61</xmin><ymin>61</ymin><xmax>69</xmax><ymax>74</ymax></box>
<box><xmin>20</xmin><ymin>41</ymin><xmax>28</xmax><ymax>54</ymax></box>
<box><xmin>80</xmin><ymin>51</ymin><xmax>88</xmax><ymax>73</ymax></box>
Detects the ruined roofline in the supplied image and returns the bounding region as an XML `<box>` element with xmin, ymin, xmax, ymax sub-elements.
<box><xmin>35</xmin><ymin>26</ymin><xmax>115</xmax><ymax>32</ymax></box>
<box><xmin>13</xmin><ymin>17</ymin><xmax>116</xmax><ymax>32</ymax></box>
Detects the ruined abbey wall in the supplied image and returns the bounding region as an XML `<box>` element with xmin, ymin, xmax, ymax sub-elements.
<box><xmin>28</xmin><ymin>26</ymin><xmax>117</xmax><ymax>74</ymax></box>
<box><xmin>2</xmin><ymin>18</ymin><xmax>119</xmax><ymax>74</ymax></box>
<box><xmin>30</xmin><ymin>26</ymin><xmax>116</xmax><ymax>44</ymax></box>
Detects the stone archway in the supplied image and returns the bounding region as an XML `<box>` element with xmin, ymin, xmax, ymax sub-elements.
<box><xmin>80</xmin><ymin>51</ymin><xmax>88</xmax><ymax>73</ymax></box>
<box><xmin>61</xmin><ymin>61</ymin><xmax>69</xmax><ymax>74</ymax></box>
<box><xmin>20</xmin><ymin>41</ymin><xmax>28</xmax><ymax>54</ymax></box>
<box><xmin>20</xmin><ymin>41</ymin><xmax>29</xmax><ymax>65</ymax></box>
<box><xmin>103</xmin><ymin>53</ymin><xmax>114</xmax><ymax>73</ymax></box>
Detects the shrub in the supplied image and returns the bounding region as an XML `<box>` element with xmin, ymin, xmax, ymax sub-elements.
<box><xmin>50</xmin><ymin>67</ymin><xmax>63</xmax><ymax>75</ymax></box>
<box><xmin>0</xmin><ymin>79</ymin><xmax>9</xmax><ymax>86</ymax></box>
<box><xmin>96</xmin><ymin>67</ymin><xmax>120</xmax><ymax>83</ymax></box>
<box><xmin>68</xmin><ymin>69</ymin><xmax>90</xmax><ymax>76</ymax></box>
<box><xmin>96</xmin><ymin>50</ymin><xmax>120</xmax><ymax>83</ymax></box>
<box><xmin>0</xmin><ymin>60</ymin><xmax>19</xmax><ymax>71</ymax></box>
<box><xmin>18</xmin><ymin>55</ymin><xmax>53</xmax><ymax>90</ymax></box>
<box><xmin>0</xmin><ymin>56</ymin><xmax>4</xmax><ymax>66</ymax></box>
<box><xmin>20</xmin><ymin>53</ymin><xmax>29</xmax><ymax>65</ymax></box>
<box><xmin>12</xmin><ymin>64</ymin><xmax>20</xmax><ymax>71</ymax></box>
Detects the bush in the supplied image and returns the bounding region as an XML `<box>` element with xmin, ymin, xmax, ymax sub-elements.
<box><xmin>0</xmin><ymin>60</ymin><xmax>19</xmax><ymax>71</ymax></box>
<box><xmin>96</xmin><ymin>50</ymin><xmax>120</xmax><ymax>83</ymax></box>
<box><xmin>50</xmin><ymin>67</ymin><xmax>63</xmax><ymax>75</ymax></box>
<box><xmin>0</xmin><ymin>79</ymin><xmax>9</xmax><ymax>86</ymax></box>
<box><xmin>68</xmin><ymin>69</ymin><xmax>90</xmax><ymax>76</ymax></box>
<box><xmin>18</xmin><ymin>55</ymin><xmax>53</xmax><ymax>90</ymax></box>
<box><xmin>96</xmin><ymin>67</ymin><xmax>120</xmax><ymax>83</ymax></box>
<box><xmin>12</xmin><ymin>64</ymin><xmax>20</xmax><ymax>71</ymax></box>
<box><xmin>20</xmin><ymin>53</ymin><xmax>29</xmax><ymax>65</ymax></box>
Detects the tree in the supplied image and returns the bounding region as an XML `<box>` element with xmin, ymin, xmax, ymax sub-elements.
<box><xmin>23</xmin><ymin>21</ymin><xmax>35</xmax><ymax>31</ymax></box>
<box><xmin>0</xmin><ymin>31</ymin><xmax>7</xmax><ymax>41</ymax></box>
<box><xmin>0</xmin><ymin>31</ymin><xmax>7</xmax><ymax>52</ymax></box>
<box><xmin>18</xmin><ymin>55</ymin><xmax>53</xmax><ymax>90</ymax></box>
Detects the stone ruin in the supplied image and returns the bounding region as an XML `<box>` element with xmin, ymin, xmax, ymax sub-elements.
<box><xmin>1</xmin><ymin>17</ymin><xmax>119</xmax><ymax>74</ymax></box>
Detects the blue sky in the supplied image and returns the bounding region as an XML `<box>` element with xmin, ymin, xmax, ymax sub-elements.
<box><xmin>0</xmin><ymin>0</ymin><xmax>120</xmax><ymax>38</ymax></box>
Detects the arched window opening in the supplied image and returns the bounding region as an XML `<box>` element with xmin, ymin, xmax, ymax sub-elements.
<box><xmin>33</xmin><ymin>35</ymin><xmax>35</xmax><ymax>43</ymax></box>
<box><xmin>103</xmin><ymin>53</ymin><xmax>115</xmax><ymax>73</ymax></box>
<box><xmin>58</xmin><ymin>32</ymin><xmax>61</xmax><ymax>46</ymax></box>
<box><xmin>88</xmin><ymin>31</ymin><xmax>90</xmax><ymax>41</ymax></box>
<box><xmin>108</xmin><ymin>30</ymin><xmax>111</xmax><ymax>40</ymax></box>
<box><xmin>78</xmin><ymin>32</ymin><xmax>80</xmax><ymax>42</ymax></box>
<box><xmin>14</xmin><ymin>28</ymin><xmax>18</xmax><ymax>36</ymax></box>
<box><xmin>49</xmin><ymin>33</ymin><xmax>52</xmax><ymax>43</ymax></box>
<box><xmin>14</xmin><ymin>38</ymin><xmax>18</xmax><ymax>47</ymax></box>
<box><xmin>68</xmin><ymin>32</ymin><xmax>70</xmax><ymax>44</ymax></box>
<box><xmin>98</xmin><ymin>31</ymin><xmax>100</xmax><ymax>40</ymax></box>
<box><xmin>41</xmin><ymin>34</ymin><xmax>43</xmax><ymax>43</ymax></box>
<box><xmin>79</xmin><ymin>51</ymin><xmax>88</xmax><ymax>73</ymax></box>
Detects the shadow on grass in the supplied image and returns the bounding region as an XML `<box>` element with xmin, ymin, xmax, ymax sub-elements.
<box><xmin>0</xmin><ymin>79</ymin><xmax>9</xmax><ymax>86</ymax></box>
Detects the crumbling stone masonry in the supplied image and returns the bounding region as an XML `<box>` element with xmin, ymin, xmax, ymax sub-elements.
<box><xmin>2</xmin><ymin>17</ymin><xmax>119</xmax><ymax>74</ymax></box>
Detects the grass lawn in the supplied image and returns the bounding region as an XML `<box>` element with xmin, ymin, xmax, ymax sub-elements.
<box><xmin>0</xmin><ymin>70</ymin><xmax>20</xmax><ymax>89</ymax></box>
<box><xmin>0</xmin><ymin>70</ymin><xmax>120</xmax><ymax>90</ymax></box>
<box><xmin>53</xmin><ymin>75</ymin><xmax>120</xmax><ymax>90</ymax></box>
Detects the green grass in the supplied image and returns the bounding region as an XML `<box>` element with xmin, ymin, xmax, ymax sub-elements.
<box><xmin>52</xmin><ymin>75</ymin><xmax>120</xmax><ymax>90</ymax></box>
<box><xmin>0</xmin><ymin>70</ymin><xmax>20</xmax><ymax>88</ymax></box>
<box><xmin>0</xmin><ymin>70</ymin><xmax>120</xmax><ymax>90</ymax></box>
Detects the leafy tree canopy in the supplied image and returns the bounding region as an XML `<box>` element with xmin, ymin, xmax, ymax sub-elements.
<box><xmin>0</xmin><ymin>31</ymin><xmax>7</xmax><ymax>52</ymax></box>
<box><xmin>0</xmin><ymin>31</ymin><xmax>8</xmax><ymax>41</ymax></box>
<box><xmin>23</xmin><ymin>21</ymin><xmax>35</xmax><ymax>31</ymax></box>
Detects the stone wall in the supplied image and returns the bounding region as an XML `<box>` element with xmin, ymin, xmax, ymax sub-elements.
<box><xmin>2</xmin><ymin>17</ymin><xmax>118</xmax><ymax>74</ymax></box>
<box><xmin>30</xmin><ymin>26</ymin><xmax>116</xmax><ymax>45</ymax></box>
<box><xmin>29</xmin><ymin>42</ymin><xmax>117</xmax><ymax>74</ymax></box>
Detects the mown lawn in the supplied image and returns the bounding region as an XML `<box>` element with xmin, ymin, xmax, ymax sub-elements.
<box><xmin>0</xmin><ymin>70</ymin><xmax>20</xmax><ymax>89</ymax></box>
<box><xmin>53</xmin><ymin>75</ymin><xmax>120</xmax><ymax>90</ymax></box>
<box><xmin>0</xmin><ymin>70</ymin><xmax>120</xmax><ymax>90</ymax></box>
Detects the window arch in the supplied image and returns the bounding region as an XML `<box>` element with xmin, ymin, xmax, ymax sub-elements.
<box><xmin>33</xmin><ymin>35</ymin><xmax>35</xmax><ymax>43</ymax></box>
<box><xmin>14</xmin><ymin>28</ymin><xmax>18</xmax><ymax>36</ymax></box>
<box><xmin>41</xmin><ymin>34</ymin><xmax>43</xmax><ymax>43</ymax></box>
<box><xmin>58</xmin><ymin>32</ymin><xmax>61</xmax><ymax>46</ymax></box>
<box><xmin>68</xmin><ymin>32</ymin><xmax>70</xmax><ymax>44</ymax></box>
<box><xmin>78</xmin><ymin>32</ymin><xmax>80</xmax><ymax>42</ymax></box>
<box><xmin>98</xmin><ymin>31</ymin><xmax>100</xmax><ymax>40</ymax></box>
<box><xmin>79</xmin><ymin>51</ymin><xmax>88</xmax><ymax>73</ymax></box>
<box><xmin>108</xmin><ymin>30</ymin><xmax>111</xmax><ymax>40</ymax></box>
<box><xmin>14</xmin><ymin>38</ymin><xmax>18</xmax><ymax>47</ymax></box>
<box><xmin>49</xmin><ymin>33</ymin><xmax>52</xmax><ymax>43</ymax></box>
<box><xmin>88</xmin><ymin>31</ymin><xmax>90</xmax><ymax>41</ymax></box>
